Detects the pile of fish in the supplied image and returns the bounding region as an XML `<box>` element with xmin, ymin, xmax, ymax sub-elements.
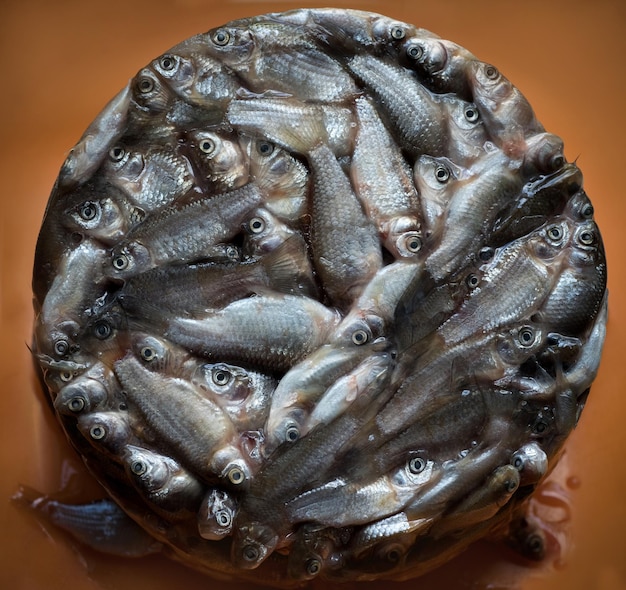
<box><xmin>30</xmin><ymin>8</ymin><xmax>607</xmax><ymax>585</ymax></box>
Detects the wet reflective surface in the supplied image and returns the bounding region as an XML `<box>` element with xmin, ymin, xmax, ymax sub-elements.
<box><xmin>1</xmin><ymin>1</ymin><xmax>625</xmax><ymax>589</ymax></box>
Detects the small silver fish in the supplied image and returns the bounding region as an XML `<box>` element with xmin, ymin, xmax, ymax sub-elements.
<box><xmin>197</xmin><ymin>488</ymin><xmax>238</xmax><ymax>540</ymax></box>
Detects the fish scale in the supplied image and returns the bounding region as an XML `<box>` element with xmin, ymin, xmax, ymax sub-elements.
<box><xmin>30</xmin><ymin>8</ymin><xmax>607</xmax><ymax>587</ymax></box>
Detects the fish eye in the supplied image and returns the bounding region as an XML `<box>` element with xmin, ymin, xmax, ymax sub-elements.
<box><xmin>517</xmin><ymin>326</ymin><xmax>535</xmax><ymax>347</ymax></box>
<box><xmin>406</xmin><ymin>42</ymin><xmax>423</xmax><ymax>60</ymax></box>
<box><xmin>464</xmin><ymin>106</ymin><xmax>479</xmax><ymax>123</ymax></box>
<box><xmin>434</xmin><ymin>164</ymin><xmax>450</xmax><ymax>183</ymax></box>
<box><xmin>54</xmin><ymin>339</ymin><xmax>69</xmax><ymax>356</ymax></box>
<box><xmin>212</xmin><ymin>368</ymin><xmax>232</xmax><ymax>386</ymax></box>
<box><xmin>108</xmin><ymin>146</ymin><xmax>126</xmax><ymax>162</ymax></box>
<box><xmin>390</xmin><ymin>26</ymin><xmax>405</xmax><ymax>40</ymax></box>
<box><xmin>159</xmin><ymin>55</ymin><xmax>176</xmax><ymax>71</ymax></box>
<box><xmin>212</xmin><ymin>29</ymin><xmax>231</xmax><ymax>46</ymax></box>
<box><xmin>140</xmin><ymin>346</ymin><xmax>156</xmax><ymax>362</ymax></box>
<box><xmin>256</xmin><ymin>141</ymin><xmax>274</xmax><ymax>156</ymax></box>
<box><xmin>385</xmin><ymin>546</ymin><xmax>402</xmax><ymax>563</ymax></box>
<box><xmin>131</xmin><ymin>460</ymin><xmax>147</xmax><ymax>476</ymax></box>
<box><xmin>351</xmin><ymin>329</ymin><xmax>370</xmax><ymax>346</ymax></box>
<box><xmin>242</xmin><ymin>545</ymin><xmax>260</xmax><ymax>562</ymax></box>
<box><xmin>578</xmin><ymin>229</ymin><xmax>595</xmax><ymax>246</ymax></box>
<box><xmin>285</xmin><ymin>425</ymin><xmax>300</xmax><ymax>443</ymax></box>
<box><xmin>525</xmin><ymin>533</ymin><xmax>545</xmax><ymax>558</ymax></box>
<box><xmin>112</xmin><ymin>253</ymin><xmax>129</xmax><ymax>270</ymax></box>
<box><xmin>89</xmin><ymin>424</ymin><xmax>106</xmax><ymax>440</ymax></box>
<box><xmin>484</xmin><ymin>65</ymin><xmax>499</xmax><ymax>80</ymax></box>
<box><xmin>551</xmin><ymin>154</ymin><xmax>565</xmax><ymax>170</ymax></box>
<box><xmin>581</xmin><ymin>203</ymin><xmax>594</xmax><ymax>218</ymax></box>
<box><xmin>227</xmin><ymin>466</ymin><xmax>246</xmax><ymax>485</ymax></box>
<box><xmin>533</xmin><ymin>419</ymin><xmax>548</xmax><ymax>434</ymax></box>
<box><xmin>60</xmin><ymin>371</ymin><xmax>74</xmax><ymax>382</ymax></box>
<box><xmin>466</xmin><ymin>274</ymin><xmax>479</xmax><ymax>289</ymax></box>
<box><xmin>404</xmin><ymin>233</ymin><xmax>422</xmax><ymax>253</ymax></box>
<box><xmin>68</xmin><ymin>396</ymin><xmax>86</xmax><ymax>413</ymax></box>
<box><xmin>248</xmin><ymin>216</ymin><xmax>266</xmax><ymax>234</ymax></box>
<box><xmin>215</xmin><ymin>510</ymin><xmax>232</xmax><ymax>528</ymax></box>
<box><xmin>408</xmin><ymin>456</ymin><xmax>426</xmax><ymax>474</ymax></box>
<box><xmin>137</xmin><ymin>76</ymin><xmax>154</xmax><ymax>94</ymax></box>
<box><xmin>93</xmin><ymin>320</ymin><xmax>112</xmax><ymax>340</ymax></box>
<box><xmin>199</xmin><ymin>138</ymin><xmax>216</xmax><ymax>154</ymax></box>
<box><xmin>513</xmin><ymin>454</ymin><xmax>525</xmax><ymax>470</ymax></box>
<box><xmin>504</xmin><ymin>477</ymin><xmax>519</xmax><ymax>493</ymax></box>
<box><xmin>546</xmin><ymin>224</ymin><xmax>563</xmax><ymax>243</ymax></box>
<box><xmin>306</xmin><ymin>559</ymin><xmax>322</xmax><ymax>576</ymax></box>
<box><xmin>78</xmin><ymin>201</ymin><xmax>99</xmax><ymax>221</ymax></box>
<box><xmin>478</xmin><ymin>247</ymin><xmax>494</xmax><ymax>262</ymax></box>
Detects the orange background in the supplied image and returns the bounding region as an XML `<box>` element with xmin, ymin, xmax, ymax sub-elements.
<box><xmin>1</xmin><ymin>1</ymin><xmax>625</xmax><ymax>589</ymax></box>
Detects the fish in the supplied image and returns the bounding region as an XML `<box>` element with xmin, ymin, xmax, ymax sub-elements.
<box><xmin>241</xmin><ymin>136</ymin><xmax>309</xmax><ymax>223</ymax></box>
<box><xmin>16</xmin><ymin>490</ymin><xmax>163</xmax><ymax>557</ymax></box>
<box><xmin>306</xmin><ymin>142</ymin><xmax>383</xmax><ymax>307</ymax></box>
<box><xmin>423</xmin><ymin>146</ymin><xmax>524</xmax><ymax>280</ymax></box>
<box><xmin>400</xmin><ymin>37</ymin><xmax>476</xmax><ymax>99</ymax></box>
<box><xmin>118</xmin><ymin>235</ymin><xmax>315</xmax><ymax>315</ymax></box>
<box><xmin>198</xmin><ymin>488</ymin><xmax>238</xmax><ymax>540</ymax></box>
<box><xmin>351</xmin><ymin>95</ymin><xmax>421</xmax><ymax>258</ymax></box>
<box><xmin>264</xmin><ymin>336</ymin><xmax>391</xmax><ymax>453</ymax></box>
<box><xmin>287</xmin><ymin>455</ymin><xmax>440</xmax><ymax>527</ymax></box>
<box><xmin>191</xmin><ymin>361</ymin><xmax>278</xmax><ymax>432</ymax></box>
<box><xmin>102</xmin><ymin>139</ymin><xmax>196</xmax><ymax>212</ymax></box>
<box><xmin>123</xmin><ymin>445</ymin><xmax>204</xmax><ymax>519</ymax></box>
<box><xmin>108</xmin><ymin>182</ymin><xmax>264</xmax><ymax>278</ymax></box>
<box><xmin>58</xmin><ymin>82</ymin><xmax>131</xmax><ymax>189</ymax></box>
<box><xmin>227</xmin><ymin>96</ymin><xmax>356</xmax><ymax>157</ymax></box>
<box><xmin>469</xmin><ymin>61</ymin><xmax>544</xmax><ymax>152</ymax></box>
<box><xmin>286</xmin><ymin>524</ymin><xmax>349</xmax><ymax>580</ymax></box>
<box><xmin>34</xmin><ymin>239</ymin><xmax>108</xmax><ymax>361</ymax></box>
<box><xmin>430</xmin><ymin>464</ymin><xmax>520</xmax><ymax>537</ymax></box>
<box><xmin>346</xmin><ymin>54</ymin><xmax>448</xmax><ymax>156</ymax></box>
<box><xmin>141</xmin><ymin>293</ymin><xmax>341</xmax><ymax>374</ymax></box>
<box><xmin>62</xmin><ymin>182</ymin><xmax>144</xmax><ymax>245</ymax></box>
<box><xmin>511</xmin><ymin>442</ymin><xmax>548</xmax><ymax>485</ymax></box>
<box><xmin>186</xmin><ymin>129</ymin><xmax>249</xmax><ymax>193</ymax></box>
<box><xmin>114</xmin><ymin>354</ymin><xmax>250</xmax><ymax>485</ymax></box>
<box><xmin>534</xmin><ymin>220</ymin><xmax>607</xmax><ymax>335</ymax></box>
<box><xmin>205</xmin><ymin>21</ymin><xmax>359</xmax><ymax>102</ymax></box>
<box><xmin>77</xmin><ymin>410</ymin><xmax>135</xmax><ymax>457</ymax></box>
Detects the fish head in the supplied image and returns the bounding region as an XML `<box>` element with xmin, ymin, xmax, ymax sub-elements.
<box><xmin>243</xmin><ymin>207</ymin><xmax>295</xmax><ymax>255</ymax></box>
<box><xmin>193</xmin><ymin>362</ymin><xmax>251</xmax><ymax>403</ymax></box>
<box><xmin>496</xmin><ymin>322</ymin><xmax>545</xmax><ymax>365</ymax></box>
<box><xmin>109</xmin><ymin>240</ymin><xmax>152</xmax><ymax>279</ymax></box>
<box><xmin>563</xmin><ymin>188</ymin><xmax>594</xmax><ymax>222</ymax></box>
<box><xmin>232</xmin><ymin>521</ymin><xmax>279</xmax><ymax>569</ymax></box>
<box><xmin>403</xmin><ymin>37</ymin><xmax>447</xmax><ymax>75</ymax></box>
<box><xmin>132</xmin><ymin>68</ymin><xmax>173</xmax><ymax>113</ymax></box>
<box><xmin>65</xmin><ymin>197</ymin><xmax>127</xmax><ymax>244</ymax></box>
<box><xmin>472</xmin><ymin>62</ymin><xmax>511</xmax><ymax>102</ymax></box>
<box><xmin>151</xmin><ymin>53</ymin><xmax>195</xmax><ymax>90</ymax></box>
<box><xmin>124</xmin><ymin>445</ymin><xmax>171</xmax><ymax>494</ymax></box>
<box><xmin>78</xmin><ymin>411</ymin><xmax>132</xmax><ymax>456</ymax></box>
<box><xmin>198</xmin><ymin>488</ymin><xmax>236</xmax><ymax>540</ymax></box>
<box><xmin>523</xmin><ymin>132</ymin><xmax>566</xmax><ymax>178</ymax></box>
<box><xmin>54</xmin><ymin>374</ymin><xmax>108</xmax><ymax>416</ymax></box>
<box><xmin>204</xmin><ymin>26</ymin><xmax>254</xmax><ymax>65</ymax></box>
<box><xmin>331</xmin><ymin>312</ymin><xmax>386</xmax><ymax>349</ymax></box>
<box><xmin>527</xmin><ymin>219</ymin><xmax>571</xmax><ymax>261</ymax></box>
<box><xmin>511</xmin><ymin>442</ymin><xmax>548</xmax><ymax>485</ymax></box>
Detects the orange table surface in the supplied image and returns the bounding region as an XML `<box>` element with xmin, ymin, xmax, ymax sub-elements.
<box><xmin>1</xmin><ymin>1</ymin><xmax>625</xmax><ymax>589</ymax></box>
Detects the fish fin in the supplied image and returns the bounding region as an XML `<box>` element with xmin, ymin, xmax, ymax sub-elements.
<box><xmin>262</xmin><ymin>236</ymin><xmax>317</xmax><ymax>297</ymax></box>
<box><xmin>12</xmin><ymin>485</ymin><xmax>163</xmax><ymax>557</ymax></box>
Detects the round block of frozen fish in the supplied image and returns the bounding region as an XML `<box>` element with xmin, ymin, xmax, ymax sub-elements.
<box><xmin>31</xmin><ymin>7</ymin><xmax>607</xmax><ymax>587</ymax></box>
